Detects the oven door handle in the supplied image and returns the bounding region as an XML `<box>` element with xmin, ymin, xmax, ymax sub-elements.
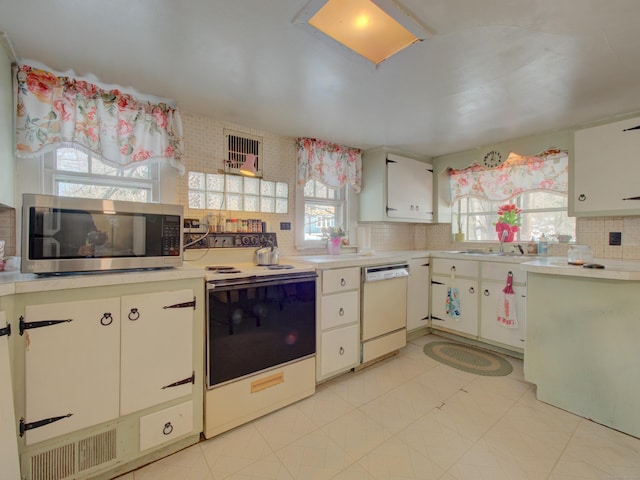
<box><xmin>207</xmin><ymin>272</ymin><xmax>317</xmax><ymax>290</ymax></box>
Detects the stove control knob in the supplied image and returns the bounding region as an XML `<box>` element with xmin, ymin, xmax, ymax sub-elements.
<box><xmin>251</xmin><ymin>236</ymin><xmax>259</xmax><ymax>246</ymax></box>
<box><xmin>241</xmin><ymin>236</ymin><xmax>250</xmax><ymax>245</ymax></box>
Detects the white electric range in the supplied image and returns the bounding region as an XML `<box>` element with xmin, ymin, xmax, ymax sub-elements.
<box><xmin>183</xmin><ymin>232</ymin><xmax>317</xmax><ymax>439</ymax></box>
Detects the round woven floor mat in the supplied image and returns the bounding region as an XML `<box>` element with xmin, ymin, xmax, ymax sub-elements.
<box><xmin>423</xmin><ymin>341</ymin><xmax>513</xmax><ymax>376</ymax></box>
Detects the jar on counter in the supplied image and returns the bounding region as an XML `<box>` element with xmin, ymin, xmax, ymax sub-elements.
<box><xmin>568</xmin><ymin>245</ymin><xmax>594</xmax><ymax>265</ymax></box>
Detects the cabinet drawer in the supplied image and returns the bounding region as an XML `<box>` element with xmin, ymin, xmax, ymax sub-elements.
<box><xmin>432</xmin><ymin>258</ymin><xmax>479</xmax><ymax>277</ymax></box>
<box><xmin>322</xmin><ymin>267</ymin><xmax>360</xmax><ymax>294</ymax></box>
<box><xmin>139</xmin><ymin>400</ymin><xmax>194</xmax><ymax>451</ymax></box>
<box><xmin>481</xmin><ymin>262</ymin><xmax>526</xmax><ymax>284</ymax></box>
<box><xmin>320</xmin><ymin>324</ymin><xmax>360</xmax><ymax>377</ymax></box>
<box><xmin>321</xmin><ymin>290</ymin><xmax>359</xmax><ymax>330</ymax></box>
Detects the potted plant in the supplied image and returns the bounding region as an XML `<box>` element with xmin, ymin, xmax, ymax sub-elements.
<box><xmin>323</xmin><ymin>226</ymin><xmax>346</xmax><ymax>255</ymax></box>
<box><xmin>494</xmin><ymin>203</ymin><xmax>521</xmax><ymax>242</ymax></box>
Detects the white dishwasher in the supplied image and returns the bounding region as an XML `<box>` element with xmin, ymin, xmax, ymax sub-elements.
<box><xmin>361</xmin><ymin>263</ymin><xmax>409</xmax><ymax>363</ymax></box>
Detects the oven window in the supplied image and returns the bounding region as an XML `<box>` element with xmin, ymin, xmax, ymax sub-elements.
<box><xmin>207</xmin><ymin>278</ymin><xmax>316</xmax><ymax>387</ymax></box>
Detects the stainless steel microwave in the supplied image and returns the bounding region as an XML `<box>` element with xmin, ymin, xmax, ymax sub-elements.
<box><xmin>22</xmin><ymin>194</ymin><xmax>183</xmax><ymax>274</ymax></box>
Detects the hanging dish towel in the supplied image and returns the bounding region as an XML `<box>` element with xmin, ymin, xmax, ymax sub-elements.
<box><xmin>446</xmin><ymin>267</ymin><xmax>461</xmax><ymax>320</ymax></box>
<box><xmin>497</xmin><ymin>271</ymin><xmax>519</xmax><ymax>328</ymax></box>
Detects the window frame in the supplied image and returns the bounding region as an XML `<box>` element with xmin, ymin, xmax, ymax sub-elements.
<box><xmin>42</xmin><ymin>147</ymin><xmax>160</xmax><ymax>202</ymax></box>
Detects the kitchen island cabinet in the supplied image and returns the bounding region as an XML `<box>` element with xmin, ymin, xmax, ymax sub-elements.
<box><xmin>523</xmin><ymin>265</ymin><xmax>640</xmax><ymax>438</ymax></box>
<box><xmin>5</xmin><ymin>270</ymin><xmax>204</xmax><ymax>480</ymax></box>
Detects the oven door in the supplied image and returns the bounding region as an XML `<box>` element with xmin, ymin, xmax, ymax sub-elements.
<box><xmin>206</xmin><ymin>273</ymin><xmax>316</xmax><ymax>388</ymax></box>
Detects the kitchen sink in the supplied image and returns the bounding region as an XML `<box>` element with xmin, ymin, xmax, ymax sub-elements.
<box><xmin>449</xmin><ymin>250</ymin><xmax>537</xmax><ymax>257</ymax></box>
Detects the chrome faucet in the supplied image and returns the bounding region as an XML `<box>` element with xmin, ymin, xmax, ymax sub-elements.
<box><xmin>499</xmin><ymin>229</ymin><xmax>509</xmax><ymax>253</ymax></box>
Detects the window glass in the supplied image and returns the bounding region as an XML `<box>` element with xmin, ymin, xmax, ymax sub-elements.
<box><xmin>50</xmin><ymin>147</ymin><xmax>158</xmax><ymax>202</ymax></box>
<box><xmin>187</xmin><ymin>170</ymin><xmax>289</xmax><ymax>212</ymax></box>
<box><xmin>454</xmin><ymin>192</ymin><xmax>575</xmax><ymax>242</ymax></box>
<box><xmin>300</xmin><ymin>179</ymin><xmax>345</xmax><ymax>243</ymax></box>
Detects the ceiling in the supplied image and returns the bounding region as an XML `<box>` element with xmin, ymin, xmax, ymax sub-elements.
<box><xmin>1</xmin><ymin>0</ymin><xmax>640</xmax><ymax>158</ymax></box>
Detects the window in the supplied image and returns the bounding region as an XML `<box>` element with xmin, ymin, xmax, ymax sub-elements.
<box><xmin>449</xmin><ymin>149</ymin><xmax>572</xmax><ymax>242</ymax></box>
<box><xmin>297</xmin><ymin>179</ymin><xmax>348</xmax><ymax>247</ymax></box>
<box><xmin>454</xmin><ymin>191</ymin><xmax>575</xmax><ymax>242</ymax></box>
<box><xmin>187</xmin><ymin>171</ymin><xmax>288</xmax><ymax>213</ymax></box>
<box><xmin>44</xmin><ymin>146</ymin><xmax>159</xmax><ymax>201</ymax></box>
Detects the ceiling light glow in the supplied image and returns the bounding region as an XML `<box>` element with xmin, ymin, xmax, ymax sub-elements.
<box><xmin>295</xmin><ymin>0</ymin><xmax>431</xmax><ymax>65</ymax></box>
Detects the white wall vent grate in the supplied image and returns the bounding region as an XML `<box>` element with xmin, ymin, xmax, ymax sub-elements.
<box><xmin>78</xmin><ymin>429</ymin><xmax>117</xmax><ymax>471</ymax></box>
<box><xmin>30</xmin><ymin>442</ymin><xmax>75</xmax><ymax>480</ymax></box>
<box><xmin>224</xmin><ymin>129</ymin><xmax>263</xmax><ymax>177</ymax></box>
<box><xmin>28</xmin><ymin>428</ymin><xmax>117</xmax><ymax>480</ymax></box>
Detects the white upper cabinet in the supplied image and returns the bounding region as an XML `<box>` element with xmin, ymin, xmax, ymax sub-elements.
<box><xmin>572</xmin><ymin>115</ymin><xmax>640</xmax><ymax>216</ymax></box>
<box><xmin>359</xmin><ymin>149</ymin><xmax>434</xmax><ymax>223</ymax></box>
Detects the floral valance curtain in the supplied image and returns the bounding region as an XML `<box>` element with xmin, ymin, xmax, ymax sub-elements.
<box><xmin>15</xmin><ymin>65</ymin><xmax>185</xmax><ymax>174</ymax></box>
<box><xmin>296</xmin><ymin>137</ymin><xmax>362</xmax><ymax>193</ymax></box>
<box><xmin>449</xmin><ymin>148</ymin><xmax>568</xmax><ymax>204</ymax></box>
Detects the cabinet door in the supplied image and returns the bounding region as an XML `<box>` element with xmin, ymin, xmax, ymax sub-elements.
<box><xmin>387</xmin><ymin>155</ymin><xmax>433</xmax><ymax>221</ymax></box>
<box><xmin>23</xmin><ymin>298</ymin><xmax>120</xmax><ymax>445</ymax></box>
<box><xmin>320</xmin><ymin>324</ymin><xmax>359</xmax><ymax>377</ymax></box>
<box><xmin>407</xmin><ymin>258</ymin><xmax>430</xmax><ymax>331</ymax></box>
<box><xmin>121</xmin><ymin>289</ymin><xmax>194</xmax><ymax>415</ymax></box>
<box><xmin>480</xmin><ymin>283</ymin><xmax>526</xmax><ymax>349</ymax></box>
<box><xmin>0</xmin><ymin>311</ymin><xmax>20</xmax><ymax>478</ymax></box>
<box><xmin>573</xmin><ymin>115</ymin><xmax>640</xmax><ymax>215</ymax></box>
<box><xmin>430</xmin><ymin>277</ymin><xmax>478</xmax><ymax>337</ymax></box>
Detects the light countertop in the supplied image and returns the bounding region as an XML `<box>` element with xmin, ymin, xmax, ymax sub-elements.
<box><xmin>291</xmin><ymin>250</ymin><xmax>431</xmax><ymax>269</ymax></box>
<box><xmin>520</xmin><ymin>256</ymin><xmax>640</xmax><ymax>281</ymax></box>
<box><xmin>0</xmin><ymin>264</ymin><xmax>205</xmax><ymax>295</ymax></box>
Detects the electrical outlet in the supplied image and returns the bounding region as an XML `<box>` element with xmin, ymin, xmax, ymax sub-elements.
<box><xmin>609</xmin><ymin>231</ymin><xmax>622</xmax><ymax>246</ymax></box>
<box><xmin>280</xmin><ymin>222</ymin><xmax>291</xmax><ymax>230</ymax></box>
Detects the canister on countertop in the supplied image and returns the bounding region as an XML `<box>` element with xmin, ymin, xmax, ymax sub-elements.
<box><xmin>538</xmin><ymin>234</ymin><xmax>548</xmax><ymax>256</ymax></box>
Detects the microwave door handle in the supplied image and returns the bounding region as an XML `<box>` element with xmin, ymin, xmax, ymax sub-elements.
<box><xmin>43</xmin><ymin>238</ymin><xmax>60</xmax><ymax>258</ymax></box>
<box><xmin>43</xmin><ymin>209</ymin><xmax>61</xmax><ymax>236</ymax></box>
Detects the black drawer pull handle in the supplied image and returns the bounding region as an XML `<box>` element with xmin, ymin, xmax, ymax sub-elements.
<box><xmin>163</xmin><ymin>422</ymin><xmax>174</xmax><ymax>435</ymax></box>
<box><xmin>484</xmin><ymin>290</ymin><xmax>490</xmax><ymax>296</ymax></box>
<box><xmin>128</xmin><ymin>308</ymin><xmax>140</xmax><ymax>321</ymax></box>
<box><xmin>339</xmin><ymin>346</ymin><xmax>345</xmax><ymax>355</ymax></box>
<box><xmin>578</xmin><ymin>194</ymin><xmax>586</xmax><ymax>202</ymax></box>
<box><xmin>340</xmin><ymin>278</ymin><xmax>346</xmax><ymax>286</ymax></box>
<box><xmin>100</xmin><ymin>313</ymin><xmax>113</xmax><ymax>326</ymax></box>
<box><xmin>469</xmin><ymin>287</ymin><xmax>475</xmax><ymax>294</ymax></box>
<box><xmin>339</xmin><ymin>307</ymin><xmax>345</xmax><ymax>316</ymax></box>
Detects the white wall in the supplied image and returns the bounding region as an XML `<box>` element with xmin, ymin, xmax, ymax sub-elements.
<box><xmin>0</xmin><ymin>38</ymin><xmax>14</xmax><ymax>208</ymax></box>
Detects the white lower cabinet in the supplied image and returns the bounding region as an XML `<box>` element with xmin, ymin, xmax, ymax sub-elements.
<box><xmin>430</xmin><ymin>278</ymin><xmax>479</xmax><ymax>336</ymax></box>
<box><xmin>480</xmin><ymin>284</ymin><xmax>526</xmax><ymax>349</ymax></box>
<box><xmin>430</xmin><ymin>257</ymin><xmax>527</xmax><ymax>353</ymax></box>
<box><xmin>121</xmin><ymin>290</ymin><xmax>194</xmax><ymax>415</ymax></box>
<box><xmin>23</xmin><ymin>298</ymin><xmax>121</xmax><ymax>445</ymax></box>
<box><xmin>317</xmin><ymin>267</ymin><xmax>361</xmax><ymax>381</ymax></box>
<box><xmin>320</xmin><ymin>324</ymin><xmax>359</xmax><ymax>375</ymax></box>
<box><xmin>430</xmin><ymin>258</ymin><xmax>479</xmax><ymax>337</ymax></box>
<box><xmin>406</xmin><ymin>257</ymin><xmax>430</xmax><ymax>332</ymax></box>
<box><xmin>19</xmin><ymin>287</ymin><xmax>198</xmax><ymax>446</ymax></box>
<box><xmin>478</xmin><ymin>262</ymin><xmax>527</xmax><ymax>349</ymax></box>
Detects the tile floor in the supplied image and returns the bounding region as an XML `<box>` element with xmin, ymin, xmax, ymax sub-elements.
<box><xmin>116</xmin><ymin>334</ymin><xmax>640</xmax><ymax>479</ymax></box>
